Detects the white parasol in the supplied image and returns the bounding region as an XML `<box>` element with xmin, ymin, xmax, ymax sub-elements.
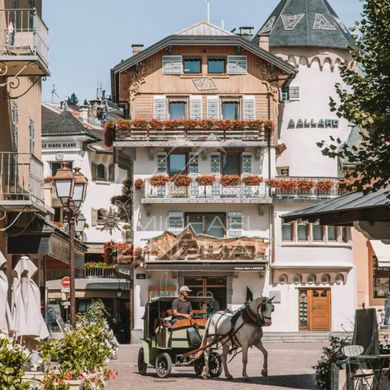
<box><xmin>0</xmin><ymin>251</ymin><xmax>13</xmax><ymax>332</ymax></box>
<box><xmin>12</xmin><ymin>256</ymin><xmax>49</xmax><ymax>339</ymax></box>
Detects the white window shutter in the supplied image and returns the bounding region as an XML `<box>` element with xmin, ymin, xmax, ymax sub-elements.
<box><xmin>162</xmin><ymin>55</ymin><xmax>183</xmax><ymax>74</ymax></box>
<box><xmin>153</xmin><ymin>96</ymin><xmax>166</xmax><ymax>120</ymax></box>
<box><xmin>243</xmin><ymin>95</ymin><xmax>256</xmax><ymax>120</ymax></box>
<box><xmin>168</xmin><ymin>212</ymin><xmax>184</xmax><ymax>232</ymax></box>
<box><xmin>190</xmin><ymin>96</ymin><xmax>202</xmax><ymax>120</ymax></box>
<box><xmin>227</xmin><ymin>55</ymin><xmax>248</xmax><ymax>74</ymax></box>
<box><xmin>207</xmin><ymin>96</ymin><xmax>220</xmax><ymax>120</ymax></box>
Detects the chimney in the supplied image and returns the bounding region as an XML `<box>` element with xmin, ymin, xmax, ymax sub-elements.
<box><xmin>238</xmin><ymin>26</ymin><xmax>254</xmax><ymax>41</ymax></box>
<box><xmin>259</xmin><ymin>34</ymin><xmax>269</xmax><ymax>52</ymax></box>
<box><xmin>79</xmin><ymin>106</ymin><xmax>88</xmax><ymax>123</ymax></box>
<box><xmin>132</xmin><ymin>44</ymin><xmax>144</xmax><ymax>56</ymax></box>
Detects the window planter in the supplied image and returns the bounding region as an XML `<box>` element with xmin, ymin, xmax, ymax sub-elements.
<box><xmin>150</xmin><ymin>174</ymin><xmax>169</xmax><ymax>187</ymax></box>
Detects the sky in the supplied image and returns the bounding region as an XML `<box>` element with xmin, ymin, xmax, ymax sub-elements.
<box><xmin>42</xmin><ymin>0</ymin><xmax>363</xmax><ymax>103</ymax></box>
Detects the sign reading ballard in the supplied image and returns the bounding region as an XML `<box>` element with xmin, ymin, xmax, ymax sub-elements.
<box><xmin>288</xmin><ymin>119</ymin><xmax>339</xmax><ymax>129</ymax></box>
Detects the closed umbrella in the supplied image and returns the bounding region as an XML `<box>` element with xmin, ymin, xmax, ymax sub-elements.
<box><xmin>0</xmin><ymin>251</ymin><xmax>13</xmax><ymax>332</ymax></box>
<box><xmin>12</xmin><ymin>256</ymin><xmax>49</xmax><ymax>339</ymax></box>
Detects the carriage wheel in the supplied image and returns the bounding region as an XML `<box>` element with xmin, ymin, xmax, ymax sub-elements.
<box><xmin>209</xmin><ymin>352</ymin><xmax>222</xmax><ymax>378</ymax></box>
<box><xmin>137</xmin><ymin>348</ymin><xmax>147</xmax><ymax>375</ymax></box>
<box><xmin>155</xmin><ymin>352</ymin><xmax>172</xmax><ymax>378</ymax></box>
<box><xmin>194</xmin><ymin>356</ymin><xmax>205</xmax><ymax>376</ymax></box>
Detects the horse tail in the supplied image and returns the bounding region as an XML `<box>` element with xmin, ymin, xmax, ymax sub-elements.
<box><xmin>195</xmin><ymin>316</ymin><xmax>212</xmax><ymax>360</ymax></box>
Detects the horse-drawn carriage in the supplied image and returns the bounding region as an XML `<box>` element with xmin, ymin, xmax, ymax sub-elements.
<box><xmin>137</xmin><ymin>296</ymin><xmax>222</xmax><ymax>378</ymax></box>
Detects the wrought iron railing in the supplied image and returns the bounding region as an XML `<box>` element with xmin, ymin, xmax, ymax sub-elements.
<box><xmin>0</xmin><ymin>8</ymin><xmax>49</xmax><ymax>66</ymax></box>
<box><xmin>0</xmin><ymin>152</ymin><xmax>44</xmax><ymax>204</ymax></box>
<box><xmin>144</xmin><ymin>179</ymin><xmax>269</xmax><ymax>200</ymax></box>
<box><xmin>271</xmin><ymin>176</ymin><xmax>342</xmax><ymax>198</ymax></box>
<box><xmin>46</xmin><ymin>267</ymin><xmax>122</xmax><ymax>281</ymax></box>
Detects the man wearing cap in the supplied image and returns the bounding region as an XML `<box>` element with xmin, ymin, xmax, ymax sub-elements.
<box><xmin>172</xmin><ymin>286</ymin><xmax>193</xmax><ymax>320</ymax></box>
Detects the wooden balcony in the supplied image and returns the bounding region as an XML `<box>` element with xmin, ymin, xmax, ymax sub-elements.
<box><xmin>0</xmin><ymin>152</ymin><xmax>46</xmax><ymax>211</ymax></box>
<box><xmin>142</xmin><ymin>177</ymin><xmax>271</xmax><ymax>204</ymax></box>
<box><xmin>108</xmin><ymin>119</ymin><xmax>273</xmax><ymax>147</ymax></box>
<box><xmin>0</xmin><ymin>8</ymin><xmax>49</xmax><ymax>76</ymax></box>
<box><xmin>271</xmin><ymin>176</ymin><xmax>343</xmax><ymax>202</ymax></box>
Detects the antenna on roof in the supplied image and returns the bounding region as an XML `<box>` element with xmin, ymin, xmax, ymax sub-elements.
<box><xmin>51</xmin><ymin>84</ymin><xmax>59</xmax><ymax>103</ymax></box>
<box><xmin>205</xmin><ymin>0</ymin><xmax>210</xmax><ymax>22</ymax></box>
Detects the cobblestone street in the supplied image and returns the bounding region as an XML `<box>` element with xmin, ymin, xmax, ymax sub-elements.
<box><xmin>107</xmin><ymin>342</ymin><xmax>325</xmax><ymax>389</ymax></box>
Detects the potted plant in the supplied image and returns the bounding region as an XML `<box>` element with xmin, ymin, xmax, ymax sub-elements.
<box><xmin>316</xmin><ymin>179</ymin><xmax>333</xmax><ymax>193</ymax></box>
<box><xmin>279</xmin><ymin>179</ymin><xmax>298</xmax><ymax>193</ymax></box>
<box><xmin>196</xmin><ymin>175</ymin><xmax>217</xmax><ymax>186</ymax></box>
<box><xmin>150</xmin><ymin>174</ymin><xmax>169</xmax><ymax>187</ymax></box>
<box><xmin>220</xmin><ymin>175</ymin><xmax>241</xmax><ymax>187</ymax></box>
<box><xmin>134</xmin><ymin>178</ymin><xmax>144</xmax><ymax>190</ymax></box>
<box><xmin>297</xmin><ymin>179</ymin><xmax>314</xmax><ymax>193</ymax></box>
<box><xmin>242</xmin><ymin>175</ymin><xmax>263</xmax><ymax>186</ymax></box>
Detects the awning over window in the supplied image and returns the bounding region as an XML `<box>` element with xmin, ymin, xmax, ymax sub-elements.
<box><xmin>371</xmin><ymin>241</ymin><xmax>390</xmax><ymax>267</ymax></box>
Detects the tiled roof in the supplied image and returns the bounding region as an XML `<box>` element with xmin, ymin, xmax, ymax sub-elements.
<box><xmin>42</xmin><ymin>110</ymin><xmax>98</xmax><ymax>139</ymax></box>
<box><xmin>175</xmin><ymin>21</ymin><xmax>234</xmax><ymax>36</ymax></box>
<box><xmin>255</xmin><ymin>0</ymin><xmax>355</xmax><ymax>49</ymax></box>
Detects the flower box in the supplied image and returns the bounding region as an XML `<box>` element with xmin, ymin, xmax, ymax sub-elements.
<box><xmin>220</xmin><ymin>175</ymin><xmax>241</xmax><ymax>187</ymax></box>
<box><xmin>316</xmin><ymin>179</ymin><xmax>333</xmax><ymax>193</ymax></box>
<box><xmin>196</xmin><ymin>175</ymin><xmax>217</xmax><ymax>186</ymax></box>
<box><xmin>242</xmin><ymin>175</ymin><xmax>263</xmax><ymax>186</ymax></box>
<box><xmin>171</xmin><ymin>174</ymin><xmax>192</xmax><ymax>187</ymax></box>
<box><xmin>150</xmin><ymin>174</ymin><xmax>169</xmax><ymax>187</ymax></box>
<box><xmin>297</xmin><ymin>179</ymin><xmax>314</xmax><ymax>193</ymax></box>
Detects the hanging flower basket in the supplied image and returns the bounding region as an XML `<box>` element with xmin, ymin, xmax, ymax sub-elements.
<box><xmin>220</xmin><ymin>175</ymin><xmax>241</xmax><ymax>187</ymax></box>
<box><xmin>150</xmin><ymin>174</ymin><xmax>169</xmax><ymax>187</ymax></box>
<box><xmin>316</xmin><ymin>179</ymin><xmax>333</xmax><ymax>193</ymax></box>
<box><xmin>134</xmin><ymin>178</ymin><xmax>144</xmax><ymax>189</ymax></box>
<box><xmin>242</xmin><ymin>175</ymin><xmax>263</xmax><ymax>186</ymax></box>
<box><xmin>171</xmin><ymin>174</ymin><xmax>192</xmax><ymax>187</ymax></box>
<box><xmin>297</xmin><ymin>179</ymin><xmax>314</xmax><ymax>192</ymax></box>
<box><xmin>196</xmin><ymin>175</ymin><xmax>217</xmax><ymax>186</ymax></box>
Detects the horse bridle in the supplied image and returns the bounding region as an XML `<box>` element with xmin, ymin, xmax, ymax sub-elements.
<box><xmin>258</xmin><ymin>299</ymin><xmax>274</xmax><ymax>323</ymax></box>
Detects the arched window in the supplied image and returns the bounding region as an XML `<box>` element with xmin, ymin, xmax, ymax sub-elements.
<box><xmin>97</xmin><ymin>164</ymin><xmax>106</xmax><ymax>181</ymax></box>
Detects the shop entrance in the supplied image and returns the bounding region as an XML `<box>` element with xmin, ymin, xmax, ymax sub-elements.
<box><xmin>184</xmin><ymin>276</ymin><xmax>227</xmax><ymax>314</ymax></box>
<box><xmin>299</xmin><ymin>288</ymin><xmax>331</xmax><ymax>331</ymax></box>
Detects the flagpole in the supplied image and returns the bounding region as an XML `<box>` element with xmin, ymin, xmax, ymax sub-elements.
<box><xmin>206</xmin><ymin>0</ymin><xmax>210</xmax><ymax>22</ymax></box>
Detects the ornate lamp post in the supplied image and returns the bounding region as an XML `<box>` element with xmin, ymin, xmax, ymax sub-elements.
<box><xmin>53</xmin><ymin>163</ymin><xmax>88</xmax><ymax>326</ymax></box>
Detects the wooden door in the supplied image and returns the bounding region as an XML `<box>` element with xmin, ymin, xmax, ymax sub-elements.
<box><xmin>299</xmin><ymin>289</ymin><xmax>331</xmax><ymax>331</ymax></box>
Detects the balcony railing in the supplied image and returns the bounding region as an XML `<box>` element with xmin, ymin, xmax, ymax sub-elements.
<box><xmin>0</xmin><ymin>8</ymin><xmax>49</xmax><ymax>69</ymax></box>
<box><xmin>271</xmin><ymin>176</ymin><xmax>342</xmax><ymax>199</ymax></box>
<box><xmin>144</xmin><ymin>179</ymin><xmax>269</xmax><ymax>202</ymax></box>
<box><xmin>0</xmin><ymin>152</ymin><xmax>44</xmax><ymax>205</ymax></box>
<box><xmin>46</xmin><ymin>267</ymin><xmax>122</xmax><ymax>281</ymax></box>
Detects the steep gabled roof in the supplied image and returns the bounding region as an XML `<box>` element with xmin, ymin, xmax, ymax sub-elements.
<box><xmin>42</xmin><ymin>110</ymin><xmax>98</xmax><ymax>140</ymax></box>
<box><xmin>176</xmin><ymin>20</ymin><xmax>234</xmax><ymax>36</ymax></box>
<box><xmin>254</xmin><ymin>0</ymin><xmax>355</xmax><ymax>49</ymax></box>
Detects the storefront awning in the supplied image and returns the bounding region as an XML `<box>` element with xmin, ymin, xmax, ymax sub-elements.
<box><xmin>145</xmin><ymin>261</ymin><xmax>267</xmax><ymax>272</ymax></box>
<box><xmin>371</xmin><ymin>240</ymin><xmax>390</xmax><ymax>267</ymax></box>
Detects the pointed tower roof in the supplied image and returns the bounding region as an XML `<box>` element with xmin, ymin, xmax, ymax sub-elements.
<box><xmin>175</xmin><ymin>20</ymin><xmax>234</xmax><ymax>36</ymax></box>
<box><xmin>255</xmin><ymin>0</ymin><xmax>354</xmax><ymax>49</ymax></box>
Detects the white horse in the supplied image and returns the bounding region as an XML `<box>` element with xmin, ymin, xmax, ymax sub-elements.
<box><xmin>199</xmin><ymin>297</ymin><xmax>274</xmax><ymax>380</ymax></box>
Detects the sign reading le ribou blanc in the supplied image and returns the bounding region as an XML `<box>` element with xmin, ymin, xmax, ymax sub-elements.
<box><xmin>288</xmin><ymin>118</ymin><xmax>339</xmax><ymax>129</ymax></box>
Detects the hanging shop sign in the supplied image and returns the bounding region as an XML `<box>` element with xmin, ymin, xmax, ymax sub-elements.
<box><xmin>287</xmin><ymin>119</ymin><xmax>339</xmax><ymax>129</ymax></box>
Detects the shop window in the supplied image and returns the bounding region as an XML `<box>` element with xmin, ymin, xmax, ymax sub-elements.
<box><xmin>169</xmin><ymin>101</ymin><xmax>187</xmax><ymax>119</ymax></box>
<box><xmin>297</xmin><ymin>222</ymin><xmax>309</xmax><ymax>241</ymax></box>
<box><xmin>282</xmin><ymin>222</ymin><xmax>294</xmax><ymax>241</ymax></box>
<box><xmin>373</xmin><ymin>256</ymin><xmax>390</xmax><ymax>298</ymax></box>
<box><xmin>183</xmin><ymin>58</ymin><xmax>201</xmax><ymax>73</ymax></box>
<box><xmin>148</xmin><ymin>286</ymin><xmax>176</xmax><ymax>300</ymax></box>
<box><xmin>186</xmin><ymin>213</ymin><xmax>226</xmax><ymax>238</ymax></box>
<box><xmin>208</xmin><ymin>58</ymin><xmax>226</xmax><ymax>74</ymax></box>
<box><xmin>168</xmin><ymin>153</ymin><xmax>187</xmax><ymax>176</ymax></box>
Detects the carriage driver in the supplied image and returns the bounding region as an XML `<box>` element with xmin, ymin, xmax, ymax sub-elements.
<box><xmin>172</xmin><ymin>286</ymin><xmax>193</xmax><ymax>320</ymax></box>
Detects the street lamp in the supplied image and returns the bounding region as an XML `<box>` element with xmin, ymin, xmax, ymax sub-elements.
<box><xmin>53</xmin><ymin>162</ymin><xmax>88</xmax><ymax>327</ymax></box>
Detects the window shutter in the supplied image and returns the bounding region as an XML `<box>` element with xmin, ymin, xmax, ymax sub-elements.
<box><xmin>228</xmin><ymin>212</ymin><xmax>243</xmax><ymax>237</ymax></box>
<box><xmin>289</xmin><ymin>86</ymin><xmax>300</xmax><ymax>101</ymax></box>
<box><xmin>243</xmin><ymin>96</ymin><xmax>256</xmax><ymax>120</ymax></box>
<box><xmin>157</xmin><ymin>153</ymin><xmax>167</xmax><ymax>173</ymax></box>
<box><xmin>211</xmin><ymin>154</ymin><xmax>221</xmax><ymax>174</ymax></box>
<box><xmin>168</xmin><ymin>212</ymin><xmax>184</xmax><ymax>232</ymax></box>
<box><xmin>190</xmin><ymin>96</ymin><xmax>202</xmax><ymax>120</ymax></box>
<box><xmin>242</xmin><ymin>154</ymin><xmax>252</xmax><ymax>174</ymax></box>
<box><xmin>91</xmin><ymin>162</ymin><xmax>97</xmax><ymax>181</ymax></box>
<box><xmin>189</xmin><ymin>153</ymin><xmax>198</xmax><ymax>174</ymax></box>
<box><xmin>227</xmin><ymin>55</ymin><xmax>248</xmax><ymax>74</ymax></box>
<box><xmin>153</xmin><ymin>96</ymin><xmax>167</xmax><ymax>120</ymax></box>
<box><xmin>109</xmin><ymin>164</ymin><xmax>115</xmax><ymax>182</ymax></box>
<box><xmin>91</xmin><ymin>208</ymin><xmax>97</xmax><ymax>226</ymax></box>
<box><xmin>207</xmin><ymin>96</ymin><xmax>219</xmax><ymax>120</ymax></box>
<box><xmin>162</xmin><ymin>55</ymin><xmax>183</xmax><ymax>74</ymax></box>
